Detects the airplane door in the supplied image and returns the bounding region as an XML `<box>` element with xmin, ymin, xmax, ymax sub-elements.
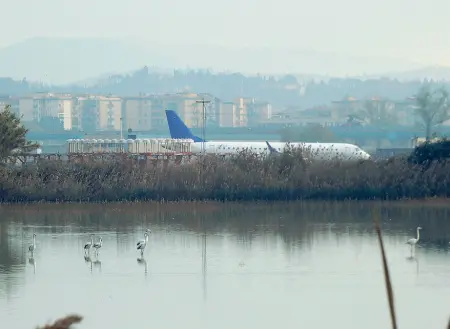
<box><xmin>207</xmin><ymin>144</ymin><xmax>215</xmax><ymax>154</ymax></box>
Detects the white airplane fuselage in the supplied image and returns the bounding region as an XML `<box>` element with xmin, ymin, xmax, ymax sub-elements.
<box><xmin>189</xmin><ymin>141</ymin><xmax>371</xmax><ymax>161</ymax></box>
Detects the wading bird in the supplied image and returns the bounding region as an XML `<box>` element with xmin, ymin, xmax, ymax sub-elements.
<box><xmin>93</xmin><ymin>237</ymin><xmax>103</xmax><ymax>256</ymax></box>
<box><xmin>137</xmin><ymin>232</ymin><xmax>150</xmax><ymax>256</ymax></box>
<box><xmin>406</xmin><ymin>227</ymin><xmax>422</xmax><ymax>252</ymax></box>
<box><xmin>84</xmin><ymin>234</ymin><xmax>94</xmax><ymax>254</ymax></box>
<box><xmin>29</xmin><ymin>233</ymin><xmax>37</xmax><ymax>255</ymax></box>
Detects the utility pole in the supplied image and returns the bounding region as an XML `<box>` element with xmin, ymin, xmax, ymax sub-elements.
<box><xmin>196</xmin><ymin>98</ymin><xmax>210</xmax><ymax>155</ymax></box>
<box><xmin>120</xmin><ymin>117</ymin><xmax>123</xmax><ymax>139</ymax></box>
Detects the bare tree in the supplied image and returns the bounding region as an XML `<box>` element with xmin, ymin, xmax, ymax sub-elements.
<box><xmin>415</xmin><ymin>85</ymin><xmax>449</xmax><ymax>140</ymax></box>
<box><xmin>359</xmin><ymin>99</ymin><xmax>397</xmax><ymax>126</ymax></box>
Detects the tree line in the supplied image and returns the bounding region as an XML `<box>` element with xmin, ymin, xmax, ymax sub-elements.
<box><xmin>281</xmin><ymin>84</ymin><xmax>449</xmax><ymax>142</ymax></box>
<box><xmin>1</xmin><ymin>67</ymin><xmax>449</xmax><ymax>109</ymax></box>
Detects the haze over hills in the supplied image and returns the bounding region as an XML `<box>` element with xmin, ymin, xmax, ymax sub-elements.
<box><xmin>370</xmin><ymin>66</ymin><xmax>450</xmax><ymax>81</ymax></box>
<box><xmin>0</xmin><ymin>37</ymin><xmax>445</xmax><ymax>85</ymax></box>
<box><xmin>0</xmin><ymin>37</ymin><xmax>175</xmax><ymax>85</ymax></box>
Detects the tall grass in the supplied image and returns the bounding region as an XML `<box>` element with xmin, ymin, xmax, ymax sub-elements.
<box><xmin>374</xmin><ymin>212</ymin><xmax>398</xmax><ymax>329</ymax></box>
<box><xmin>2</xmin><ymin>150</ymin><xmax>450</xmax><ymax>203</ymax></box>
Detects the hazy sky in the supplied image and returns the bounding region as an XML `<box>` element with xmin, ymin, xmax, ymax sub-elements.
<box><xmin>1</xmin><ymin>0</ymin><xmax>449</xmax><ymax>65</ymax></box>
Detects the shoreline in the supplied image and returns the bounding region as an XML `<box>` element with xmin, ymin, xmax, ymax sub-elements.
<box><xmin>1</xmin><ymin>197</ymin><xmax>450</xmax><ymax>208</ymax></box>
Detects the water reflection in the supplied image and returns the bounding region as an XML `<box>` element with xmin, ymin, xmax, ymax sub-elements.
<box><xmin>28</xmin><ymin>257</ymin><xmax>36</xmax><ymax>274</ymax></box>
<box><xmin>137</xmin><ymin>257</ymin><xmax>147</xmax><ymax>275</ymax></box>
<box><xmin>92</xmin><ymin>258</ymin><xmax>102</xmax><ymax>273</ymax></box>
<box><xmin>1</xmin><ymin>202</ymin><xmax>450</xmax><ymax>329</ymax></box>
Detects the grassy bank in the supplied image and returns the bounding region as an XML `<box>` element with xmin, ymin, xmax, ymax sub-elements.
<box><xmin>1</xmin><ymin>150</ymin><xmax>450</xmax><ymax>203</ymax></box>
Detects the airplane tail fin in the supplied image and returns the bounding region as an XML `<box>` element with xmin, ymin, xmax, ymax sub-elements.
<box><xmin>165</xmin><ymin>110</ymin><xmax>206</xmax><ymax>142</ymax></box>
<box><xmin>266</xmin><ymin>141</ymin><xmax>280</xmax><ymax>154</ymax></box>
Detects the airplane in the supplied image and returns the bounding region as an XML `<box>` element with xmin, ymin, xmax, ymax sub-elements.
<box><xmin>164</xmin><ymin>110</ymin><xmax>371</xmax><ymax>161</ymax></box>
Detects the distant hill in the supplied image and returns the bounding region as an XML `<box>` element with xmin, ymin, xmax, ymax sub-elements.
<box><xmin>376</xmin><ymin>66</ymin><xmax>450</xmax><ymax>81</ymax></box>
<box><xmin>0</xmin><ymin>37</ymin><xmax>175</xmax><ymax>85</ymax></box>
<box><xmin>0</xmin><ymin>37</ymin><xmax>433</xmax><ymax>85</ymax></box>
<box><xmin>161</xmin><ymin>44</ymin><xmax>427</xmax><ymax>77</ymax></box>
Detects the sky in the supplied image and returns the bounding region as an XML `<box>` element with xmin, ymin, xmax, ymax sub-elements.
<box><xmin>1</xmin><ymin>0</ymin><xmax>449</xmax><ymax>66</ymax></box>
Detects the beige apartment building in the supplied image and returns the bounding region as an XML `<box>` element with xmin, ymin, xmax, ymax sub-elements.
<box><xmin>96</xmin><ymin>96</ymin><xmax>122</xmax><ymax>131</ymax></box>
<box><xmin>17</xmin><ymin>93</ymin><xmax>122</xmax><ymax>132</ymax></box>
<box><xmin>157</xmin><ymin>93</ymin><xmax>206</xmax><ymax>128</ymax></box>
<box><xmin>219</xmin><ymin>102</ymin><xmax>238</xmax><ymax>127</ymax></box>
<box><xmin>13</xmin><ymin>92</ymin><xmax>267</xmax><ymax>132</ymax></box>
<box><xmin>123</xmin><ymin>96</ymin><xmax>153</xmax><ymax>131</ymax></box>
<box><xmin>122</xmin><ymin>93</ymin><xmax>206</xmax><ymax>131</ymax></box>
<box><xmin>68</xmin><ymin>95</ymin><xmax>122</xmax><ymax>132</ymax></box>
<box><xmin>18</xmin><ymin>93</ymin><xmax>73</xmax><ymax>129</ymax></box>
<box><xmin>218</xmin><ymin>98</ymin><xmax>257</xmax><ymax>127</ymax></box>
<box><xmin>235</xmin><ymin>97</ymin><xmax>248</xmax><ymax>127</ymax></box>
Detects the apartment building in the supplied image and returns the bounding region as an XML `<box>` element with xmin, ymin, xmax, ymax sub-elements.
<box><xmin>97</xmin><ymin>96</ymin><xmax>122</xmax><ymax>131</ymax></box>
<box><xmin>219</xmin><ymin>102</ymin><xmax>238</xmax><ymax>127</ymax></box>
<box><xmin>123</xmin><ymin>96</ymin><xmax>153</xmax><ymax>131</ymax></box>
<box><xmin>18</xmin><ymin>93</ymin><xmax>73</xmax><ymax>129</ymax></box>
<box><xmin>13</xmin><ymin>92</ymin><xmax>270</xmax><ymax>132</ymax></box>
<box><xmin>245</xmin><ymin>99</ymin><xmax>272</xmax><ymax>126</ymax></box>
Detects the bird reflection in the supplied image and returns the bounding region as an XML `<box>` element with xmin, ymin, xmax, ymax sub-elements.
<box><xmin>84</xmin><ymin>254</ymin><xmax>101</xmax><ymax>273</ymax></box>
<box><xmin>84</xmin><ymin>255</ymin><xmax>93</xmax><ymax>272</ymax></box>
<box><xmin>28</xmin><ymin>257</ymin><xmax>36</xmax><ymax>274</ymax></box>
<box><xmin>92</xmin><ymin>258</ymin><xmax>102</xmax><ymax>272</ymax></box>
<box><xmin>406</xmin><ymin>254</ymin><xmax>419</xmax><ymax>274</ymax></box>
<box><xmin>137</xmin><ymin>256</ymin><xmax>148</xmax><ymax>275</ymax></box>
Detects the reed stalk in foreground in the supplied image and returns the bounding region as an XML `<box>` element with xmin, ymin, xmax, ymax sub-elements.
<box><xmin>37</xmin><ymin>314</ymin><xmax>82</xmax><ymax>329</ymax></box>
<box><xmin>374</xmin><ymin>213</ymin><xmax>398</xmax><ymax>329</ymax></box>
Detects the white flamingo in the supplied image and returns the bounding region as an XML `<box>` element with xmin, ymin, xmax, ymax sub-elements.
<box><xmin>28</xmin><ymin>233</ymin><xmax>37</xmax><ymax>255</ymax></box>
<box><xmin>406</xmin><ymin>227</ymin><xmax>422</xmax><ymax>252</ymax></box>
<box><xmin>93</xmin><ymin>237</ymin><xmax>103</xmax><ymax>256</ymax></box>
<box><xmin>84</xmin><ymin>234</ymin><xmax>94</xmax><ymax>254</ymax></box>
<box><xmin>137</xmin><ymin>231</ymin><xmax>150</xmax><ymax>256</ymax></box>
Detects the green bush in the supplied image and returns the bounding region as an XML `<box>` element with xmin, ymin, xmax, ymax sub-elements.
<box><xmin>408</xmin><ymin>139</ymin><xmax>450</xmax><ymax>165</ymax></box>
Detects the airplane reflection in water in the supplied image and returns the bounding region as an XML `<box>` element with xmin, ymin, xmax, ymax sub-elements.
<box><xmin>165</xmin><ymin>110</ymin><xmax>371</xmax><ymax>161</ymax></box>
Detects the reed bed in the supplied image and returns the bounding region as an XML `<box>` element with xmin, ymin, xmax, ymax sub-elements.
<box><xmin>2</xmin><ymin>149</ymin><xmax>450</xmax><ymax>203</ymax></box>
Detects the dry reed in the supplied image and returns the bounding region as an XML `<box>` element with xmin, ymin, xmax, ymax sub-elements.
<box><xmin>374</xmin><ymin>212</ymin><xmax>398</xmax><ymax>329</ymax></box>
<box><xmin>37</xmin><ymin>314</ymin><xmax>82</xmax><ymax>329</ymax></box>
<box><xmin>2</xmin><ymin>150</ymin><xmax>449</xmax><ymax>203</ymax></box>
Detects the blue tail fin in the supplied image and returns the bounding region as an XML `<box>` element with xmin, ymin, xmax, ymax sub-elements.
<box><xmin>266</xmin><ymin>141</ymin><xmax>280</xmax><ymax>154</ymax></box>
<box><xmin>165</xmin><ymin>110</ymin><xmax>206</xmax><ymax>142</ymax></box>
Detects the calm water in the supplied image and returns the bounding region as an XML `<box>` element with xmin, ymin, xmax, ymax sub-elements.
<box><xmin>1</xmin><ymin>202</ymin><xmax>450</xmax><ymax>329</ymax></box>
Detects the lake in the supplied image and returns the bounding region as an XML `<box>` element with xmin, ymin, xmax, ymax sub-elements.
<box><xmin>1</xmin><ymin>201</ymin><xmax>450</xmax><ymax>329</ymax></box>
